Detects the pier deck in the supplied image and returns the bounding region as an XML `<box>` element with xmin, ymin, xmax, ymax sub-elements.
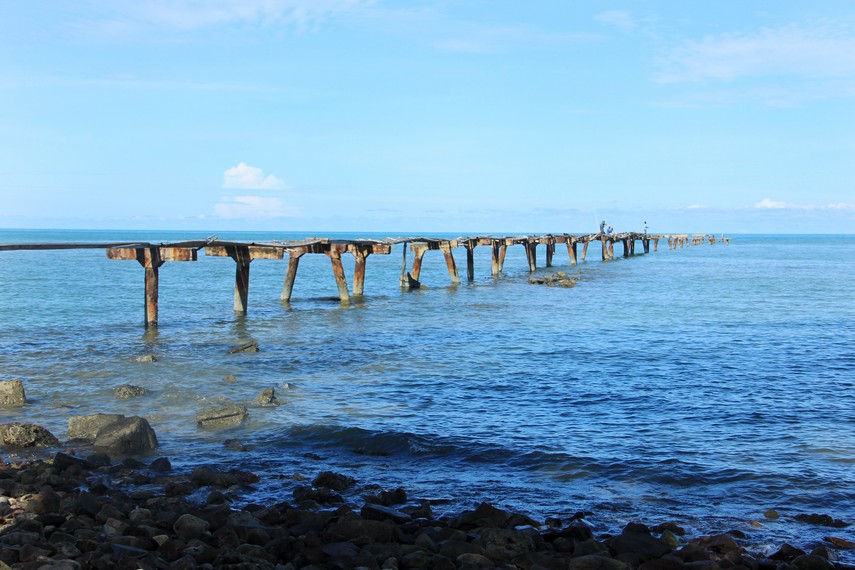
<box><xmin>0</xmin><ymin>232</ymin><xmax>728</xmax><ymax>327</ymax></box>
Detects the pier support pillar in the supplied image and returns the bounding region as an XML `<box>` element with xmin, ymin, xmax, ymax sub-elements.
<box><xmin>566</xmin><ymin>241</ymin><xmax>577</xmax><ymax>266</ymax></box>
<box><xmin>226</xmin><ymin>246</ymin><xmax>252</xmax><ymax>315</ymax></box>
<box><xmin>440</xmin><ymin>243</ymin><xmax>461</xmax><ymax>284</ymax></box>
<box><xmin>139</xmin><ymin>247</ymin><xmax>163</xmax><ymax>328</ymax></box>
<box><xmin>643</xmin><ymin>239</ymin><xmax>650</xmax><ymax>254</ymax></box>
<box><xmin>622</xmin><ymin>239</ymin><xmax>629</xmax><ymax>258</ymax></box>
<box><xmin>463</xmin><ymin>240</ymin><xmax>475</xmax><ymax>281</ymax></box>
<box><xmin>545</xmin><ymin>240</ymin><xmax>554</xmax><ymax>268</ymax></box>
<box><xmin>491</xmin><ymin>242</ymin><xmax>501</xmax><ymax>276</ymax></box>
<box><xmin>351</xmin><ymin>246</ymin><xmax>372</xmax><ymax>297</ymax></box>
<box><xmin>608</xmin><ymin>240</ymin><xmax>615</xmax><ymax>259</ymax></box>
<box><xmin>281</xmin><ymin>250</ymin><xmax>305</xmax><ymax>303</ymax></box>
<box><xmin>581</xmin><ymin>241</ymin><xmax>589</xmax><ymax>262</ymax></box>
<box><xmin>326</xmin><ymin>248</ymin><xmax>350</xmax><ymax>305</ymax></box>
<box><xmin>601</xmin><ymin>238</ymin><xmax>608</xmax><ymax>261</ymax></box>
<box><xmin>498</xmin><ymin>244</ymin><xmax>508</xmax><ymax>272</ymax></box>
<box><xmin>525</xmin><ymin>240</ymin><xmax>537</xmax><ymax>272</ymax></box>
<box><xmin>407</xmin><ymin>243</ymin><xmax>429</xmax><ymax>287</ymax></box>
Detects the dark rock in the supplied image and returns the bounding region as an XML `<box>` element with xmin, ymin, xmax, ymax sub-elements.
<box><xmin>0</xmin><ymin>379</ymin><xmax>26</xmax><ymax>406</ymax></box>
<box><xmin>190</xmin><ymin>466</ymin><xmax>259</xmax><ymax>487</ymax></box>
<box><xmin>174</xmin><ymin>513</ymin><xmax>210</xmax><ymax>540</ymax></box>
<box><xmin>792</xmin><ymin>554</ymin><xmax>835</xmax><ymax>570</ymax></box>
<box><xmin>27</xmin><ymin>490</ymin><xmax>61</xmax><ymax>515</ymax></box>
<box><xmin>452</xmin><ymin>502</ymin><xmax>511</xmax><ymax>529</ymax></box>
<box><xmin>228</xmin><ymin>341</ymin><xmax>259</xmax><ymax>354</ymax></box>
<box><xmin>567</xmin><ymin>554</ymin><xmax>631</xmax><ymax>570</ymax></box>
<box><xmin>529</xmin><ymin>271</ymin><xmax>578</xmax><ymax>288</ymax></box>
<box><xmin>607</xmin><ymin>528</ymin><xmax>672</xmax><ymax>562</ymax></box>
<box><xmin>0</xmin><ymin>423</ymin><xmax>59</xmax><ymax>447</ymax></box>
<box><xmin>769</xmin><ymin>543</ymin><xmax>807</xmax><ymax>561</ymax></box>
<box><xmin>361</xmin><ymin>503</ymin><xmax>412</xmax><ymax>524</ymax></box>
<box><xmin>196</xmin><ymin>405</ymin><xmax>248</xmax><ymax>428</ymax></box>
<box><xmin>328</xmin><ymin>518</ymin><xmax>395</xmax><ymax>543</ymax></box>
<box><xmin>256</xmin><ymin>387</ymin><xmax>280</xmax><ymax>405</ymax></box>
<box><xmin>312</xmin><ymin>471</ymin><xmax>355</xmax><ymax>491</ymax></box>
<box><xmin>477</xmin><ymin>527</ymin><xmax>540</xmax><ymax>561</ymax></box>
<box><xmin>68</xmin><ymin>413</ymin><xmax>126</xmax><ymax>440</ymax></box>
<box><xmin>456</xmin><ymin>552</ymin><xmax>495</xmax><ymax>570</ymax></box>
<box><xmin>116</xmin><ymin>384</ymin><xmax>148</xmax><ymax>399</ymax></box>
<box><xmin>52</xmin><ymin>452</ymin><xmax>92</xmax><ymax>472</ymax></box>
<box><xmin>93</xmin><ymin>416</ymin><xmax>158</xmax><ymax>456</ymax></box>
<box><xmin>150</xmin><ymin>456</ymin><xmax>172</xmax><ymax>472</ymax></box>
<box><xmin>794</xmin><ymin>513</ymin><xmax>849</xmax><ymax>528</ymax></box>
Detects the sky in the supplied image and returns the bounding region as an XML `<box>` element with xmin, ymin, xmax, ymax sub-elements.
<box><xmin>1</xmin><ymin>1</ymin><xmax>853</xmax><ymax>234</ymax></box>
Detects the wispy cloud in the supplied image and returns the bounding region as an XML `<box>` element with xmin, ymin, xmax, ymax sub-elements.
<box><xmin>657</xmin><ymin>20</ymin><xmax>855</xmax><ymax>84</ymax></box>
<box><xmin>213</xmin><ymin>196</ymin><xmax>297</xmax><ymax>218</ymax></box>
<box><xmin>596</xmin><ymin>10</ymin><xmax>635</xmax><ymax>32</ymax></box>
<box><xmin>223</xmin><ymin>163</ymin><xmax>288</xmax><ymax>190</ymax></box>
<box><xmin>755</xmin><ymin>198</ymin><xmax>855</xmax><ymax>211</ymax></box>
<box><xmin>432</xmin><ymin>24</ymin><xmax>599</xmax><ymax>54</ymax></box>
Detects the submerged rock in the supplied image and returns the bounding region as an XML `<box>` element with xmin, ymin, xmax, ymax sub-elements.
<box><xmin>196</xmin><ymin>405</ymin><xmax>248</xmax><ymax>428</ymax></box>
<box><xmin>116</xmin><ymin>384</ymin><xmax>148</xmax><ymax>399</ymax></box>
<box><xmin>0</xmin><ymin>423</ymin><xmax>59</xmax><ymax>447</ymax></box>
<box><xmin>528</xmin><ymin>271</ymin><xmax>578</xmax><ymax>288</ymax></box>
<box><xmin>0</xmin><ymin>379</ymin><xmax>26</xmax><ymax>406</ymax></box>
<box><xmin>228</xmin><ymin>341</ymin><xmax>259</xmax><ymax>354</ymax></box>
<box><xmin>256</xmin><ymin>387</ymin><xmax>280</xmax><ymax>405</ymax></box>
<box><xmin>133</xmin><ymin>353</ymin><xmax>157</xmax><ymax>363</ymax></box>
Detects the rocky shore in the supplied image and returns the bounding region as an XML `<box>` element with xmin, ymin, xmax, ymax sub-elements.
<box><xmin>1</xmin><ymin>452</ymin><xmax>853</xmax><ymax>570</ymax></box>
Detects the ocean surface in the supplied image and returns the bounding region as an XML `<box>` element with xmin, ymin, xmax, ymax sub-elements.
<box><xmin>1</xmin><ymin>230</ymin><xmax>853</xmax><ymax>559</ymax></box>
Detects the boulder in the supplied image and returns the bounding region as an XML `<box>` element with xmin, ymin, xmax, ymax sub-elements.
<box><xmin>68</xmin><ymin>414</ymin><xmax>126</xmax><ymax>440</ymax></box>
<box><xmin>477</xmin><ymin>527</ymin><xmax>540</xmax><ymax>561</ymax></box>
<box><xmin>256</xmin><ymin>387</ymin><xmax>280</xmax><ymax>405</ymax></box>
<box><xmin>133</xmin><ymin>354</ymin><xmax>157</xmax><ymax>363</ymax></box>
<box><xmin>0</xmin><ymin>380</ymin><xmax>26</xmax><ymax>406</ymax></box>
<box><xmin>93</xmin><ymin>416</ymin><xmax>158</xmax><ymax>456</ymax></box>
<box><xmin>228</xmin><ymin>341</ymin><xmax>259</xmax><ymax>354</ymax></box>
<box><xmin>312</xmin><ymin>471</ymin><xmax>355</xmax><ymax>491</ymax></box>
<box><xmin>196</xmin><ymin>405</ymin><xmax>248</xmax><ymax>428</ymax></box>
<box><xmin>116</xmin><ymin>384</ymin><xmax>148</xmax><ymax>399</ymax></box>
<box><xmin>0</xmin><ymin>423</ymin><xmax>59</xmax><ymax>447</ymax></box>
<box><xmin>529</xmin><ymin>271</ymin><xmax>578</xmax><ymax>288</ymax></box>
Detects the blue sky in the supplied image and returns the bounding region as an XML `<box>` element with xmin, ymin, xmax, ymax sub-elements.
<box><xmin>1</xmin><ymin>1</ymin><xmax>853</xmax><ymax>234</ymax></box>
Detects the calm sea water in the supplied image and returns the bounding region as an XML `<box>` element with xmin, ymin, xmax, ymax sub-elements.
<box><xmin>1</xmin><ymin>230</ymin><xmax>853</xmax><ymax>558</ymax></box>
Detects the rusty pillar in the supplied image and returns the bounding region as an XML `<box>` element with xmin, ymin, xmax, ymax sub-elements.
<box><xmin>464</xmin><ymin>242</ymin><xmax>475</xmax><ymax>281</ymax></box>
<box><xmin>566</xmin><ymin>240</ymin><xmax>577</xmax><ymax>265</ymax></box>
<box><xmin>653</xmin><ymin>238</ymin><xmax>660</xmax><ymax>252</ymax></box>
<box><xmin>326</xmin><ymin>249</ymin><xmax>350</xmax><ymax>305</ymax></box>
<box><xmin>137</xmin><ymin>247</ymin><xmax>164</xmax><ymax>328</ymax></box>
<box><xmin>526</xmin><ymin>240</ymin><xmax>537</xmax><ymax>272</ymax></box>
<box><xmin>622</xmin><ymin>239</ymin><xmax>629</xmax><ymax>258</ymax></box>
<box><xmin>581</xmin><ymin>240</ymin><xmax>589</xmax><ymax>261</ymax></box>
<box><xmin>545</xmin><ymin>241</ymin><xmax>554</xmax><ymax>267</ymax></box>
<box><xmin>439</xmin><ymin>243</ymin><xmax>461</xmax><ymax>284</ymax></box>
<box><xmin>498</xmin><ymin>244</ymin><xmax>508</xmax><ymax>272</ymax></box>
<box><xmin>491</xmin><ymin>242</ymin><xmax>501</xmax><ymax>276</ymax></box>
<box><xmin>409</xmin><ymin>244</ymin><xmax>428</xmax><ymax>284</ymax></box>
<box><xmin>281</xmin><ymin>251</ymin><xmax>304</xmax><ymax>303</ymax></box>
<box><xmin>352</xmin><ymin>247</ymin><xmax>371</xmax><ymax>297</ymax></box>
<box><xmin>608</xmin><ymin>240</ymin><xmax>615</xmax><ymax>259</ymax></box>
<box><xmin>643</xmin><ymin>239</ymin><xmax>650</xmax><ymax>254</ymax></box>
<box><xmin>601</xmin><ymin>237</ymin><xmax>608</xmax><ymax>261</ymax></box>
<box><xmin>226</xmin><ymin>246</ymin><xmax>252</xmax><ymax>315</ymax></box>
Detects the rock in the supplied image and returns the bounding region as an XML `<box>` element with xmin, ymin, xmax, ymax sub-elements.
<box><xmin>361</xmin><ymin>503</ymin><xmax>412</xmax><ymax>524</ymax></box>
<box><xmin>791</xmin><ymin>554</ymin><xmax>835</xmax><ymax>570</ymax></box>
<box><xmin>452</xmin><ymin>502</ymin><xmax>511</xmax><ymax>529</ymax></box>
<box><xmin>223</xmin><ymin>374</ymin><xmax>237</xmax><ymax>382</ymax></box>
<box><xmin>456</xmin><ymin>553</ymin><xmax>495</xmax><ymax>570</ymax></box>
<box><xmin>93</xmin><ymin>416</ymin><xmax>158</xmax><ymax>456</ymax></box>
<box><xmin>477</xmin><ymin>527</ymin><xmax>539</xmax><ymax>561</ymax></box>
<box><xmin>228</xmin><ymin>341</ymin><xmax>259</xmax><ymax>354</ymax></box>
<box><xmin>256</xmin><ymin>387</ymin><xmax>280</xmax><ymax>405</ymax></box>
<box><xmin>606</xmin><ymin>526</ymin><xmax>672</xmax><ymax>562</ymax></box>
<box><xmin>150</xmin><ymin>457</ymin><xmax>172</xmax><ymax>472</ymax></box>
<box><xmin>134</xmin><ymin>354</ymin><xmax>157</xmax><ymax>363</ymax></box>
<box><xmin>0</xmin><ymin>380</ymin><xmax>26</xmax><ymax>406</ymax></box>
<box><xmin>764</xmin><ymin>509</ymin><xmax>780</xmax><ymax>519</ymax></box>
<box><xmin>115</xmin><ymin>384</ymin><xmax>148</xmax><ymax>399</ymax></box>
<box><xmin>529</xmin><ymin>271</ymin><xmax>578</xmax><ymax>288</ymax></box>
<box><xmin>27</xmin><ymin>490</ymin><xmax>61</xmax><ymax>515</ymax></box>
<box><xmin>794</xmin><ymin>513</ymin><xmax>849</xmax><ymax>528</ymax></box>
<box><xmin>196</xmin><ymin>405</ymin><xmax>248</xmax><ymax>428</ymax></box>
<box><xmin>769</xmin><ymin>543</ymin><xmax>807</xmax><ymax>561</ymax></box>
<box><xmin>190</xmin><ymin>466</ymin><xmax>259</xmax><ymax>487</ymax></box>
<box><xmin>68</xmin><ymin>413</ymin><xmax>126</xmax><ymax>440</ymax></box>
<box><xmin>0</xmin><ymin>423</ymin><xmax>59</xmax><ymax>447</ymax></box>
<box><xmin>173</xmin><ymin>513</ymin><xmax>210</xmax><ymax>540</ymax></box>
<box><xmin>312</xmin><ymin>471</ymin><xmax>355</xmax><ymax>491</ymax></box>
<box><xmin>52</xmin><ymin>452</ymin><xmax>91</xmax><ymax>472</ymax></box>
<box><xmin>824</xmin><ymin>536</ymin><xmax>855</xmax><ymax>549</ymax></box>
<box><xmin>568</xmin><ymin>554</ymin><xmax>631</xmax><ymax>570</ymax></box>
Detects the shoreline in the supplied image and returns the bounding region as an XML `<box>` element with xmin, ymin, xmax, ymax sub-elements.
<box><xmin>1</xmin><ymin>453</ymin><xmax>853</xmax><ymax>570</ymax></box>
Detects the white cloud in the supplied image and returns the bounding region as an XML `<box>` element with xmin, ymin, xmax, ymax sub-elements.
<box><xmin>687</xmin><ymin>204</ymin><xmax>708</xmax><ymax>210</ymax></box>
<box><xmin>657</xmin><ymin>20</ymin><xmax>855</xmax><ymax>84</ymax></box>
<box><xmin>596</xmin><ymin>10</ymin><xmax>635</xmax><ymax>32</ymax></box>
<box><xmin>755</xmin><ymin>198</ymin><xmax>855</xmax><ymax>211</ymax></box>
<box><xmin>213</xmin><ymin>196</ymin><xmax>297</xmax><ymax>218</ymax></box>
<box><xmin>223</xmin><ymin>162</ymin><xmax>288</xmax><ymax>190</ymax></box>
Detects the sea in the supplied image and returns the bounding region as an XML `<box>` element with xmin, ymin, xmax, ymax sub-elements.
<box><xmin>1</xmin><ymin>230</ymin><xmax>853</xmax><ymax>560</ymax></box>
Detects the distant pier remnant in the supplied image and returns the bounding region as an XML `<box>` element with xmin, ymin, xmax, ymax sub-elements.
<box><xmin>0</xmin><ymin>230</ymin><xmax>727</xmax><ymax>327</ymax></box>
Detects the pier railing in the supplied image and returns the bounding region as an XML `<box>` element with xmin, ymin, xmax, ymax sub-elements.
<box><xmin>0</xmin><ymin>232</ymin><xmax>728</xmax><ymax>327</ymax></box>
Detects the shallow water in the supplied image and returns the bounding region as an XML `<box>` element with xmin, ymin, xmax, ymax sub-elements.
<box><xmin>1</xmin><ymin>230</ymin><xmax>853</xmax><ymax>560</ymax></box>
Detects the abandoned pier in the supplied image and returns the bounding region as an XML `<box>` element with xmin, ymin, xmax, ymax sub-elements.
<box><xmin>1</xmin><ymin>232</ymin><xmax>728</xmax><ymax>327</ymax></box>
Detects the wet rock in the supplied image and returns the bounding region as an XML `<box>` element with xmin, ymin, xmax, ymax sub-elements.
<box><xmin>764</xmin><ymin>509</ymin><xmax>780</xmax><ymax>519</ymax></box>
<box><xmin>606</xmin><ymin>524</ymin><xmax>673</xmax><ymax>563</ymax></box>
<box><xmin>256</xmin><ymin>387</ymin><xmax>280</xmax><ymax>405</ymax></box>
<box><xmin>68</xmin><ymin>413</ymin><xmax>126</xmax><ymax>440</ymax></box>
<box><xmin>293</xmin><ymin>485</ymin><xmax>343</xmax><ymax>505</ymax></box>
<box><xmin>568</xmin><ymin>554</ymin><xmax>631</xmax><ymax>570</ymax></box>
<box><xmin>150</xmin><ymin>456</ymin><xmax>172</xmax><ymax>472</ymax></box>
<box><xmin>228</xmin><ymin>341</ymin><xmax>259</xmax><ymax>354</ymax></box>
<box><xmin>361</xmin><ymin>503</ymin><xmax>412</xmax><ymax>524</ymax></box>
<box><xmin>312</xmin><ymin>471</ymin><xmax>355</xmax><ymax>491</ymax></box>
<box><xmin>824</xmin><ymin>536</ymin><xmax>855</xmax><ymax>549</ymax></box>
<box><xmin>456</xmin><ymin>552</ymin><xmax>495</xmax><ymax>570</ymax></box>
<box><xmin>769</xmin><ymin>543</ymin><xmax>807</xmax><ymax>561</ymax></box>
<box><xmin>794</xmin><ymin>513</ymin><xmax>849</xmax><ymax>528</ymax></box>
<box><xmin>0</xmin><ymin>379</ymin><xmax>26</xmax><ymax>406</ymax></box>
<box><xmin>328</xmin><ymin>517</ymin><xmax>395</xmax><ymax>543</ymax></box>
<box><xmin>0</xmin><ymin>423</ymin><xmax>59</xmax><ymax>447</ymax></box>
<box><xmin>196</xmin><ymin>405</ymin><xmax>248</xmax><ymax>428</ymax></box>
<box><xmin>52</xmin><ymin>451</ymin><xmax>92</xmax><ymax>472</ymax></box>
<box><xmin>173</xmin><ymin>513</ymin><xmax>210</xmax><ymax>540</ymax></box>
<box><xmin>224</xmin><ymin>438</ymin><xmax>250</xmax><ymax>451</ymax></box>
<box><xmin>190</xmin><ymin>466</ymin><xmax>259</xmax><ymax>487</ymax></box>
<box><xmin>93</xmin><ymin>415</ymin><xmax>158</xmax><ymax>456</ymax></box>
<box><xmin>477</xmin><ymin>527</ymin><xmax>540</xmax><ymax>561</ymax></box>
<box><xmin>529</xmin><ymin>271</ymin><xmax>578</xmax><ymax>288</ymax></box>
<box><xmin>452</xmin><ymin>502</ymin><xmax>511</xmax><ymax>529</ymax></box>
<box><xmin>116</xmin><ymin>384</ymin><xmax>148</xmax><ymax>399</ymax></box>
<box><xmin>223</xmin><ymin>374</ymin><xmax>237</xmax><ymax>382</ymax></box>
<box><xmin>792</xmin><ymin>554</ymin><xmax>835</xmax><ymax>570</ymax></box>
